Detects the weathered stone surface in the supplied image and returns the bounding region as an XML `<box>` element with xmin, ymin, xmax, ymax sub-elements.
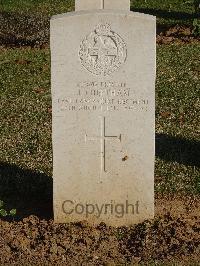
<box><xmin>51</xmin><ymin>9</ymin><xmax>156</xmax><ymax>226</ymax></box>
<box><xmin>76</xmin><ymin>0</ymin><xmax>130</xmax><ymax>11</ymax></box>
<box><xmin>104</xmin><ymin>0</ymin><xmax>130</xmax><ymax>10</ymax></box>
<box><xmin>75</xmin><ymin>0</ymin><xmax>102</xmax><ymax>11</ymax></box>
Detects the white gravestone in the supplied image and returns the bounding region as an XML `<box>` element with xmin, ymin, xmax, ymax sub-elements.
<box><xmin>51</xmin><ymin>0</ymin><xmax>156</xmax><ymax>226</ymax></box>
<box><xmin>76</xmin><ymin>0</ymin><xmax>130</xmax><ymax>11</ymax></box>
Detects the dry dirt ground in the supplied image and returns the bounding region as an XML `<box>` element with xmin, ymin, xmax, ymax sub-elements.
<box><xmin>156</xmin><ymin>25</ymin><xmax>200</xmax><ymax>44</ymax></box>
<box><xmin>0</xmin><ymin>197</ymin><xmax>199</xmax><ymax>265</ymax></box>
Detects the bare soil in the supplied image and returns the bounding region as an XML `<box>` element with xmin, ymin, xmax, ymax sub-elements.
<box><xmin>0</xmin><ymin>197</ymin><xmax>199</xmax><ymax>265</ymax></box>
<box><xmin>156</xmin><ymin>25</ymin><xmax>200</xmax><ymax>44</ymax></box>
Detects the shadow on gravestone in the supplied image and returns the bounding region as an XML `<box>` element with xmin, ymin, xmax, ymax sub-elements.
<box><xmin>0</xmin><ymin>162</ymin><xmax>53</xmax><ymax>221</ymax></box>
<box><xmin>156</xmin><ymin>134</ymin><xmax>200</xmax><ymax>167</ymax></box>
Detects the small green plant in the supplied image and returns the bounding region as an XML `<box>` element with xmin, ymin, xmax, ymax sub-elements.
<box><xmin>193</xmin><ymin>0</ymin><xmax>200</xmax><ymax>36</ymax></box>
<box><xmin>0</xmin><ymin>200</ymin><xmax>16</xmax><ymax>217</ymax></box>
<box><xmin>194</xmin><ymin>0</ymin><xmax>200</xmax><ymax>12</ymax></box>
<box><xmin>193</xmin><ymin>18</ymin><xmax>200</xmax><ymax>36</ymax></box>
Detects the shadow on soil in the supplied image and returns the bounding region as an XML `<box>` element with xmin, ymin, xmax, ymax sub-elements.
<box><xmin>0</xmin><ymin>11</ymin><xmax>49</xmax><ymax>47</ymax></box>
<box><xmin>131</xmin><ymin>8</ymin><xmax>198</xmax><ymax>21</ymax></box>
<box><xmin>156</xmin><ymin>134</ymin><xmax>200</xmax><ymax>167</ymax></box>
<box><xmin>0</xmin><ymin>134</ymin><xmax>199</xmax><ymax>221</ymax></box>
<box><xmin>0</xmin><ymin>8</ymin><xmax>199</xmax><ymax>47</ymax></box>
<box><xmin>0</xmin><ymin>162</ymin><xmax>53</xmax><ymax>221</ymax></box>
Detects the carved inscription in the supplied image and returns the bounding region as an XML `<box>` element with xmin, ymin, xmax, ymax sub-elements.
<box><xmin>79</xmin><ymin>23</ymin><xmax>127</xmax><ymax>76</ymax></box>
<box><xmin>56</xmin><ymin>81</ymin><xmax>149</xmax><ymax>112</ymax></box>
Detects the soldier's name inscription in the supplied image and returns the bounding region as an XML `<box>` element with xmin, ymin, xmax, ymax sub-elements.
<box><xmin>56</xmin><ymin>80</ymin><xmax>149</xmax><ymax>112</ymax></box>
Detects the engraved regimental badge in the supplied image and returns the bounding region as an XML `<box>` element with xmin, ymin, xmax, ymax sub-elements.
<box><xmin>79</xmin><ymin>23</ymin><xmax>127</xmax><ymax>76</ymax></box>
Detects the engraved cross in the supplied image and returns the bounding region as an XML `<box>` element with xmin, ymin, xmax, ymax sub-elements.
<box><xmin>89</xmin><ymin>36</ymin><xmax>117</xmax><ymax>62</ymax></box>
<box><xmin>85</xmin><ymin>116</ymin><xmax>121</xmax><ymax>173</ymax></box>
